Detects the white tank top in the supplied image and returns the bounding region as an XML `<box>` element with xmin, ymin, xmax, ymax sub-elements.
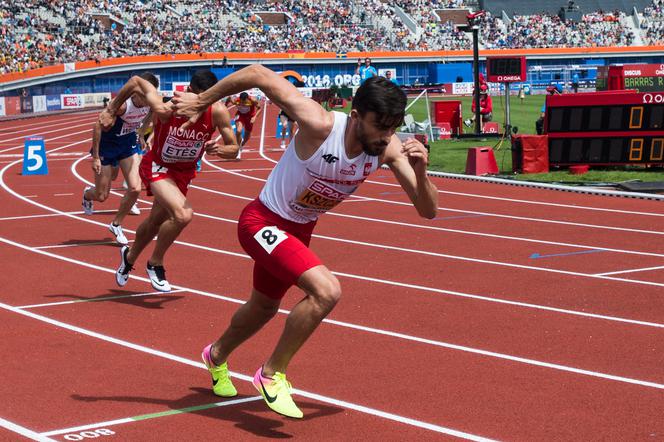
<box><xmin>260</xmin><ymin>111</ymin><xmax>380</xmax><ymax>223</ymax></box>
<box><xmin>118</xmin><ymin>97</ymin><xmax>150</xmax><ymax>136</ymax></box>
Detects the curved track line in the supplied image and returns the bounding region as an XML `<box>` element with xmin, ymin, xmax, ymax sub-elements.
<box><xmin>67</xmin><ymin>154</ymin><xmax>664</xmax><ymax>288</ymax></box>
<box><xmin>2</xmin><ymin>235</ymin><xmax>664</xmax><ymax>394</ymax></box>
<box><xmin>64</xmin><ymin>152</ymin><xmax>664</xmax><ymax>319</ymax></box>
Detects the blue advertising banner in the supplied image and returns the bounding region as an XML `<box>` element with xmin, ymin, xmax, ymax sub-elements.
<box><xmin>46</xmin><ymin>95</ymin><xmax>62</xmax><ymax>111</ymax></box>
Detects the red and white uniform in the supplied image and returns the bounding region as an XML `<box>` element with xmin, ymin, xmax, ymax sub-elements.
<box><xmin>231</xmin><ymin>96</ymin><xmax>258</xmax><ymax>131</ymax></box>
<box><xmin>139</xmin><ymin>107</ymin><xmax>214</xmax><ymax>195</ymax></box>
<box><xmin>238</xmin><ymin>111</ymin><xmax>380</xmax><ymax>299</ymax></box>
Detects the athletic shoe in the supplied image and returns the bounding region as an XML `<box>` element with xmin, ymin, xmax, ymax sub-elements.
<box><xmin>146</xmin><ymin>263</ymin><xmax>171</xmax><ymax>292</ymax></box>
<box><xmin>108</xmin><ymin>222</ymin><xmax>128</xmax><ymax>245</ymax></box>
<box><xmin>82</xmin><ymin>187</ymin><xmax>93</xmax><ymax>215</ymax></box>
<box><xmin>116</xmin><ymin>245</ymin><xmax>133</xmax><ymax>287</ymax></box>
<box><xmin>252</xmin><ymin>366</ymin><xmax>303</xmax><ymax>419</ymax></box>
<box><xmin>280</xmin><ymin>142</ymin><xmax>286</xmax><ymax>149</ymax></box>
<box><xmin>236</xmin><ymin>149</ymin><xmax>242</xmax><ymax>160</ymax></box>
<box><xmin>463</xmin><ymin>119</ymin><xmax>472</xmax><ymax>127</ymax></box>
<box><xmin>129</xmin><ymin>203</ymin><xmax>140</xmax><ymax>215</ymax></box>
<box><xmin>201</xmin><ymin>344</ymin><xmax>237</xmax><ymax>397</ymax></box>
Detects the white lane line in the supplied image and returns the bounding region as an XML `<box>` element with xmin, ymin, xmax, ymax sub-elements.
<box><xmin>53</xmin><ymin>193</ymin><xmax>74</xmax><ymax>196</ymax></box>
<box><xmin>0</xmin><ymin>114</ymin><xmax>93</xmax><ymax>138</ymax></box>
<box><xmin>372</xmin><ymin>183</ymin><xmax>664</xmax><ymax>218</ymax></box>
<box><xmin>0</xmin><ymin>127</ymin><xmax>93</xmax><ymax>154</ymax></box>
<box><xmin>254</xmin><ymin>120</ymin><xmax>664</xmax><ymax>234</ymax></box>
<box><xmin>34</xmin><ymin>241</ymin><xmax>122</xmax><ymax>249</ymax></box>
<box><xmin>40</xmin><ymin>397</ymin><xmax>264</xmax><ymax>437</ymax></box>
<box><xmin>0</xmin><ymin>112</ymin><xmax>97</xmax><ymax>134</ymax></box>
<box><xmin>0</xmin><ymin>417</ymin><xmax>55</xmax><ymax>442</ymax></box>
<box><xmin>594</xmin><ymin>265</ymin><xmax>664</xmax><ymax>277</ymax></box>
<box><xmin>0</xmin><ymin>118</ymin><xmax>96</xmax><ymax>144</ymax></box>
<box><xmin>1</xmin><ymin>235</ymin><xmax>663</xmax><ymax>391</ymax></box>
<box><xmin>17</xmin><ymin>289</ymin><xmax>186</xmax><ymax>309</ymax></box>
<box><xmin>0</xmin><ymin>210</ymin><xmax>116</xmax><ymax>222</ymax></box>
<box><xmin>0</xmin><ymin>300</ymin><xmax>495</xmax><ymax>441</ymax></box>
<box><xmin>10</xmin><ymin>155</ymin><xmax>659</xmax><ymax>327</ymax></box>
<box><xmin>200</xmin><ymin>159</ymin><xmax>664</xmax><ymax>258</ymax></box>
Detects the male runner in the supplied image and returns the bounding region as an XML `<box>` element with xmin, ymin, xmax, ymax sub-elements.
<box><xmin>225</xmin><ymin>91</ymin><xmax>261</xmax><ymax>157</ymax></box>
<box><xmin>173</xmin><ymin>65</ymin><xmax>438</xmax><ymax>419</ymax></box>
<box><xmin>102</xmin><ymin>70</ymin><xmax>238</xmax><ymax>292</ymax></box>
<box><xmin>82</xmin><ymin>72</ymin><xmax>157</xmax><ymax>244</ymax></box>
<box><xmin>278</xmin><ymin>108</ymin><xmax>295</xmax><ymax>149</ymax></box>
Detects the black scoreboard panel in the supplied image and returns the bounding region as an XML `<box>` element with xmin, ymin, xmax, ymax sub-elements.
<box><xmin>547</xmin><ymin>104</ymin><xmax>664</xmax><ymax>133</ymax></box>
<box><xmin>549</xmin><ymin>137</ymin><xmax>664</xmax><ymax>165</ymax></box>
<box><xmin>487</xmin><ymin>57</ymin><xmax>522</xmax><ymax>76</ymax></box>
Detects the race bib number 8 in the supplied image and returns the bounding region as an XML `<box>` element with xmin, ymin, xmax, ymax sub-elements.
<box><xmin>254</xmin><ymin>226</ymin><xmax>288</xmax><ymax>254</ymax></box>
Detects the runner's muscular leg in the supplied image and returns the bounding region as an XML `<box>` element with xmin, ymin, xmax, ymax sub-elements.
<box><xmin>263</xmin><ymin>265</ymin><xmax>341</xmax><ymax>376</ymax></box>
<box><xmin>126</xmin><ymin>199</ymin><xmax>170</xmax><ymax>265</ymax></box>
<box><xmin>113</xmin><ymin>153</ymin><xmax>141</xmax><ymax>225</ymax></box>
<box><xmin>144</xmin><ymin>177</ymin><xmax>193</xmax><ymax>266</ymax></box>
<box><xmin>210</xmin><ymin>288</ymin><xmax>281</xmax><ymax>365</ymax></box>
<box><xmin>85</xmin><ymin>164</ymin><xmax>114</xmax><ymax>202</ymax></box>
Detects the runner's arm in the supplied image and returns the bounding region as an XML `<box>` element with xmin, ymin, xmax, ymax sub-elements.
<box><xmin>173</xmin><ymin>64</ymin><xmax>333</xmax><ymax>142</ymax></box>
<box><xmin>382</xmin><ymin>137</ymin><xmax>438</xmax><ymax>219</ymax></box>
<box><xmin>206</xmin><ymin>103</ymin><xmax>239</xmax><ymax>159</ymax></box>
<box><xmin>105</xmin><ymin>77</ymin><xmax>171</xmax><ymax>122</ymax></box>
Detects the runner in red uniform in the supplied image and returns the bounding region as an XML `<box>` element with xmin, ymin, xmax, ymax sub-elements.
<box><xmin>99</xmin><ymin>70</ymin><xmax>238</xmax><ymax>292</ymax></box>
<box><xmin>226</xmin><ymin>92</ymin><xmax>261</xmax><ymax>157</ymax></box>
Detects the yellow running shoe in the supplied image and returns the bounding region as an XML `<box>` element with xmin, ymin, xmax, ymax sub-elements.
<box><xmin>252</xmin><ymin>367</ymin><xmax>303</xmax><ymax>419</ymax></box>
<box><xmin>201</xmin><ymin>344</ymin><xmax>237</xmax><ymax>397</ymax></box>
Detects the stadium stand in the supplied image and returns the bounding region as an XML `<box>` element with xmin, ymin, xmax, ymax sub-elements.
<box><xmin>0</xmin><ymin>0</ymin><xmax>662</xmax><ymax>75</ymax></box>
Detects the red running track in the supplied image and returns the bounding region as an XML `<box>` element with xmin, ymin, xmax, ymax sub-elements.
<box><xmin>0</xmin><ymin>106</ymin><xmax>663</xmax><ymax>441</ymax></box>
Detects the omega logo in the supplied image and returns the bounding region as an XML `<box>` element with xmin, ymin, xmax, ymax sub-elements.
<box><xmin>643</xmin><ymin>93</ymin><xmax>664</xmax><ymax>104</ymax></box>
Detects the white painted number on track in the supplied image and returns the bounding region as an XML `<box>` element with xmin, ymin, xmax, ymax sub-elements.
<box><xmin>64</xmin><ymin>428</ymin><xmax>115</xmax><ymax>440</ymax></box>
<box><xmin>254</xmin><ymin>226</ymin><xmax>287</xmax><ymax>254</ymax></box>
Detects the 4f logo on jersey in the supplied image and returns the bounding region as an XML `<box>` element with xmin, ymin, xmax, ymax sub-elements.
<box><xmin>321</xmin><ymin>153</ymin><xmax>339</xmax><ymax>164</ymax></box>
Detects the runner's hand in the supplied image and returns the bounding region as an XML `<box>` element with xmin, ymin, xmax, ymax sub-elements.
<box><xmin>172</xmin><ymin>91</ymin><xmax>204</xmax><ymax>130</ymax></box>
<box><xmin>204</xmin><ymin>139</ymin><xmax>239</xmax><ymax>160</ymax></box>
<box><xmin>91</xmin><ymin>157</ymin><xmax>102</xmax><ymax>175</ymax></box>
<box><xmin>401</xmin><ymin>138</ymin><xmax>429</xmax><ymax>176</ymax></box>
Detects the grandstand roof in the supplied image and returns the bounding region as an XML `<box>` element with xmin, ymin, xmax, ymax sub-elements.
<box><xmin>480</xmin><ymin>0</ymin><xmax>651</xmax><ymax>17</ymax></box>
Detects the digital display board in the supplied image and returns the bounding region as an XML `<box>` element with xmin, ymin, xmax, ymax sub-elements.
<box><xmin>486</xmin><ymin>56</ymin><xmax>527</xmax><ymax>83</ymax></box>
<box><xmin>545</xmin><ymin>90</ymin><xmax>664</xmax><ymax>166</ymax></box>
<box><xmin>597</xmin><ymin>64</ymin><xmax>664</xmax><ymax>92</ymax></box>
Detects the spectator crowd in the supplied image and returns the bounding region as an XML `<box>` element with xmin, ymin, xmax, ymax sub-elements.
<box><xmin>0</xmin><ymin>0</ymin><xmax>661</xmax><ymax>75</ymax></box>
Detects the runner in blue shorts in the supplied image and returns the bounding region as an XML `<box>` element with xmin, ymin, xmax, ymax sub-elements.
<box><xmin>82</xmin><ymin>72</ymin><xmax>159</xmax><ymax>245</ymax></box>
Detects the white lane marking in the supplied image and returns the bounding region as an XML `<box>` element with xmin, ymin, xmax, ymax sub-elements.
<box><xmin>41</xmin><ymin>397</ymin><xmax>264</xmax><ymax>437</ymax></box>
<box><xmin>14</xmin><ymin>154</ymin><xmax>662</xmax><ymax>314</ymax></box>
<box><xmin>0</xmin><ymin>126</ymin><xmax>94</xmax><ymax>154</ymax></box>
<box><xmin>0</xmin><ymin>417</ymin><xmax>55</xmax><ymax>442</ymax></box>
<box><xmin>370</xmin><ymin>182</ymin><xmax>664</xmax><ymax>218</ymax></box>
<box><xmin>254</xmin><ymin>119</ymin><xmax>664</xmax><ymax>234</ymax></box>
<box><xmin>1</xmin><ymin>235</ymin><xmax>664</xmax><ymax>391</ymax></box>
<box><xmin>0</xmin><ymin>116</ymin><xmax>96</xmax><ymax>144</ymax></box>
<box><xmin>0</xmin><ymin>112</ymin><xmax>97</xmax><ymax>135</ymax></box>
<box><xmin>0</xmin><ymin>210</ymin><xmax>117</xmax><ymax>222</ymax></box>
<box><xmin>595</xmin><ymin>265</ymin><xmax>664</xmax><ymax>277</ymax></box>
<box><xmin>34</xmin><ymin>241</ymin><xmax>122</xmax><ymax>249</ymax></box>
<box><xmin>17</xmin><ymin>289</ymin><xmax>186</xmax><ymax>309</ymax></box>
<box><xmin>0</xmin><ymin>300</ymin><xmax>495</xmax><ymax>441</ymax></box>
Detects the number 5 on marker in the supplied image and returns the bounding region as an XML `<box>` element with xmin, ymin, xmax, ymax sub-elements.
<box><xmin>22</xmin><ymin>136</ymin><xmax>48</xmax><ymax>175</ymax></box>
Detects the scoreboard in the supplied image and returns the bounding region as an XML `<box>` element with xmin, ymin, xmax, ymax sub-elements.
<box><xmin>485</xmin><ymin>56</ymin><xmax>527</xmax><ymax>83</ymax></box>
<box><xmin>545</xmin><ymin>90</ymin><xmax>664</xmax><ymax>166</ymax></box>
<box><xmin>597</xmin><ymin>64</ymin><xmax>664</xmax><ymax>92</ymax></box>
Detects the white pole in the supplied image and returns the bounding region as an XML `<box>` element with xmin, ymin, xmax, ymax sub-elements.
<box><xmin>424</xmin><ymin>89</ymin><xmax>434</xmax><ymax>141</ymax></box>
<box><xmin>405</xmin><ymin>88</ymin><xmax>428</xmax><ymax>111</ymax></box>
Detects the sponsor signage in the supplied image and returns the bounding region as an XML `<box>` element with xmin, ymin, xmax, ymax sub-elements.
<box><xmin>46</xmin><ymin>95</ymin><xmax>62</xmax><ymax>111</ymax></box>
<box><xmin>32</xmin><ymin>95</ymin><xmax>47</xmax><ymax>113</ymax></box>
<box><xmin>0</xmin><ymin>97</ymin><xmax>5</xmax><ymax>117</ymax></box>
<box><xmin>61</xmin><ymin>94</ymin><xmax>83</xmax><ymax>108</ymax></box>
